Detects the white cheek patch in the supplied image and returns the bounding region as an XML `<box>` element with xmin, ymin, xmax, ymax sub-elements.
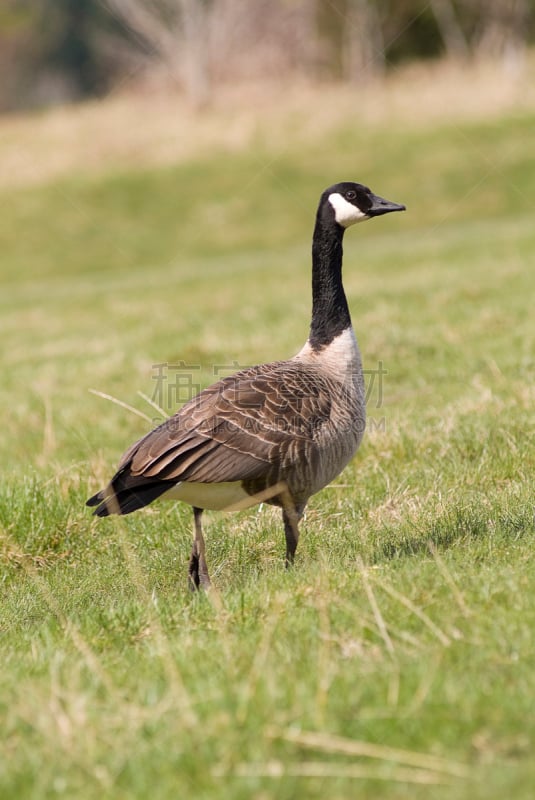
<box><xmin>328</xmin><ymin>192</ymin><xmax>369</xmax><ymax>227</ymax></box>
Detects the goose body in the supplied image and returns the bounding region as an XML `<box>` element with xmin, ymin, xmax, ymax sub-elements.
<box><xmin>87</xmin><ymin>182</ymin><xmax>405</xmax><ymax>587</ymax></box>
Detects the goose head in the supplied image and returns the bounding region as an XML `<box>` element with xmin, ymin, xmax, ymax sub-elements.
<box><xmin>323</xmin><ymin>181</ymin><xmax>406</xmax><ymax>229</ymax></box>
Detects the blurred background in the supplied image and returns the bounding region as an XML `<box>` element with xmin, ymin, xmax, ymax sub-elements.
<box><xmin>1</xmin><ymin>0</ymin><xmax>533</xmax><ymax>112</ymax></box>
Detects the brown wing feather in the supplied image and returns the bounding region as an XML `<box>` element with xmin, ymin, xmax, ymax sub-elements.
<box><xmin>118</xmin><ymin>361</ymin><xmax>333</xmax><ymax>485</ymax></box>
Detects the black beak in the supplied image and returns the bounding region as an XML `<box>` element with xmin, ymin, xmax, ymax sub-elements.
<box><xmin>368</xmin><ymin>193</ymin><xmax>406</xmax><ymax>217</ymax></box>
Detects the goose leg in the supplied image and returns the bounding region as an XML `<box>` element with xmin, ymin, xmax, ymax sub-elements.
<box><xmin>282</xmin><ymin>502</ymin><xmax>306</xmax><ymax>567</ymax></box>
<box><xmin>188</xmin><ymin>506</ymin><xmax>211</xmax><ymax>590</ymax></box>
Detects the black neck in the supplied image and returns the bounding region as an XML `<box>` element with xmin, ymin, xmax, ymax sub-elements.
<box><xmin>308</xmin><ymin>213</ymin><xmax>352</xmax><ymax>350</ymax></box>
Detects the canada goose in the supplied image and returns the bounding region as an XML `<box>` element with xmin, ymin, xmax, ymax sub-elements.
<box><xmin>87</xmin><ymin>182</ymin><xmax>405</xmax><ymax>588</ymax></box>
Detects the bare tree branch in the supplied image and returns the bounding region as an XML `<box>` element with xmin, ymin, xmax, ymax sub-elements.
<box><xmin>429</xmin><ymin>0</ymin><xmax>470</xmax><ymax>58</ymax></box>
<box><xmin>102</xmin><ymin>0</ymin><xmax>213</xmax><ymax>105</ymax></box>
<box><xmin>344</xmin><ymin>0</ymin><xmax>385</xmax><ymax>83</ymax></box>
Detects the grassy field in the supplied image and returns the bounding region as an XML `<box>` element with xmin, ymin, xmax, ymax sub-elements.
<box><xmin>1</xmin><ymin>84</ymin><xmax>534</xmax><ymax>799</ymax></box>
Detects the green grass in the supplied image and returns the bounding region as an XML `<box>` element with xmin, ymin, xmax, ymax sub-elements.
<box><xmin>1</xmin><ymin>102</ymin><xmax>534</xmax><ymax>799</ymax></box>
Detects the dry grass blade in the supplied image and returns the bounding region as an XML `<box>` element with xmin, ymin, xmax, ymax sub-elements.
<box><xmin>224</xmin><ymin>759</ymin><xmax>456</xmax><ymax>785</ymax></box>
<box><xmin>377</xmin><ymin>581</ymin><xmax>452</xmax><ymax>647</ymax></box>
<box><xmin>337</xmin><ymin>598</ymin><xmax>425</xmax><ymax>652</ymax></box>
<box><xmin>89</xmin><ymin>388</ymin><xmax>153</xmax><ymax>423</ymax></box>
<box><xmin>267</xmin><ymin>728</ymin><xmax>469</xmax><ymax>778</ymax></box>
<box><xmin>358</xmin><ymin>558</ymin><xmax>395</xmax><ymax>657</ymax></box>
<box><xmin>137</xmin><ymin>390</ymin><xmax>170</xmax><ymax>419</ymax></box>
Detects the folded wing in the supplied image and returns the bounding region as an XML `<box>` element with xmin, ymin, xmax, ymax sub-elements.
<box><xmin>87</xmin><ymin>361</ymin><xmax>333</xmax><ymax>515</ymax></box>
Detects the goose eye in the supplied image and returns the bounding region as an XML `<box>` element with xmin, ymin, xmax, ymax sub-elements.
<box><xmin>345</xmin><ymin>190</ymin><xmax>357</xmax><ymax>201</ymax></box>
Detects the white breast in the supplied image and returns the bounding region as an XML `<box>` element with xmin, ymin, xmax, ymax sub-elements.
<box><xmin>295</xmin><ymin>327</ymin><xmax>363</xmax><ymax>384</ymax></box>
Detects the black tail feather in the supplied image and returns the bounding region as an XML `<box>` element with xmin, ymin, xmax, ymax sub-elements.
<box><xmin>86</xmin><ymin>491</ymin><xmax>104</xmax><ymax>507</ymax></box>
<box><xmin>89</xmin><ymin>482</ymin><xmax>174</xmax><ymax>517</ymax></box>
